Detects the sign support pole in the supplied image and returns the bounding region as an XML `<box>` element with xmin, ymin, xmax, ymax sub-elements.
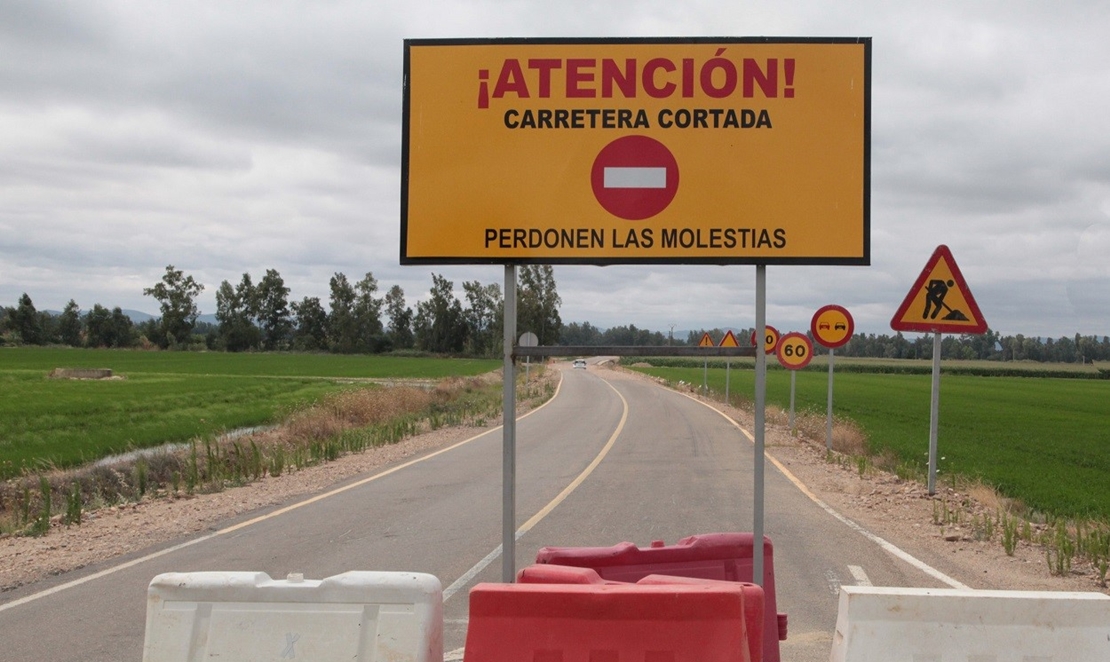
<box><xmin>789</xmin><ymin>370</ymin><xmax>796</xmax><ymax>434</ymax></box>
<box><xmin>928</xmin><ymin>332</ymin><xmax>941</xmax><ymax>496</ymax></box>
<box><xmin>725</xmin><ymin>358</ymin><xmax>731</xmax><ymax>404</ymax></box>
<box><xmin>502</xmin><ymin>265</ymin><xmax>517</xmax><ymax>582</ymax></box>
<box><xmin>753</xmin><ymin>265</ymin><xmax>767</xmax><ymax>587</ymax></box>
<box><xmin>825</xmin><ymin>348</ymin><xmax>835</xmax><ymax>451</ymax></box>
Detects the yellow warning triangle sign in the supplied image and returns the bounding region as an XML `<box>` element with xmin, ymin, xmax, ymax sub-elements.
<box><xmin>891</xmin><ymin>245</ymin><xmax>987</xmax><ymax>334</ymax></box>
<box><xmin>698</xmin><ymin>332</ymin><xmax>714</xmax><ymax>347</ymax></box>
<box><xmin>718</xmin><ymin>330</ymin><xmax>740</xmax><ymax>347</ymax></box>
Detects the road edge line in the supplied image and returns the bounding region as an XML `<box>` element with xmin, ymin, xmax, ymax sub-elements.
<box><xmin>673</xmin><ymin>389</ymin><xmax>971</xmax><ymax>590</ymax></box>
<box><xmin>443</xmin><ymin>375</ymin><xmax>629</xmax><ymax>602</ymax></box>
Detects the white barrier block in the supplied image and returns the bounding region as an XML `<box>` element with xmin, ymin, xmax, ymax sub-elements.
<box><xmin>143</xmin><ymin>571</ymin><xmax>442</xmax><ymax>662</ymax></box>
<box><xmin>830</xmin><ymin>586</ymin><xmax>1110</xmax><ymax>662</ymax></box>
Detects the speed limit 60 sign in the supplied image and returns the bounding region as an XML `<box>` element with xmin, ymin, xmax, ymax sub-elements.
<box><xmin>777</xmin><ymin>332</ymin><xmax>814</xmax><ymax>370</ymax></box>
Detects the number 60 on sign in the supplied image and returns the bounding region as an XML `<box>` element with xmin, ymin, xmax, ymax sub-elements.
<box><xmin>776</xmin><ymin>332</ymin><xmax>814</xmax><ymax>370</ymax></box>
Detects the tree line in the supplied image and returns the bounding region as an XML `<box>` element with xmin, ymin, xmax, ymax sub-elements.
<box><xmin>0</xmin><ymin>264</ymin><xmax>562</xmax><ymax>357</ymax></box>
<box><xmin>4</xmin><ymin>267</ymin><xmax>1106</xmax><ymax>363</ymax></box>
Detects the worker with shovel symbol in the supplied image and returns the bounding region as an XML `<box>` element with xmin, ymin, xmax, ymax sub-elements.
<box><xmin>923</xmin><ymin>279</ymin><xmax>969</xmax><ymax>321</ymax></box>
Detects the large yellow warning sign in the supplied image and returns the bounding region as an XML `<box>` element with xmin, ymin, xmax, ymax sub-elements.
<box><xmin>402</xmin><ymin>37</ymin><xmax>871</xmax><ymax>265</ymax></box>
<box><xmin>891</xmin><ymin>245</ymin><xmax>987</xmax><ymax>334</ymax></box>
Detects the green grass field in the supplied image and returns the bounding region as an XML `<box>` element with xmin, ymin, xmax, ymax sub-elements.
<box><xmin>631</xmin><ymin>363</ymin><xmax>1110</xmax><ymax>519</ymax></box>
<box><xmin>0</xmin><ymin>348</ymin><xmax>499</xmax><ymax>479</ymax></box>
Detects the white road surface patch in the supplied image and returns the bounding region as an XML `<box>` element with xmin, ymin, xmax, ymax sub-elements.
<box><xmin>848</xmin><ymin>564</ymin><xmax>873</xmax><ymax>586</ymax></box>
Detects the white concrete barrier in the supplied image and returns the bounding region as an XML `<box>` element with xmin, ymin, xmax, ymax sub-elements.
<box><xmin>143</xmin><ymin>571</ymin><xmax>442</xmax><ymax>662</ymax></box>
<box><xmin>830</xmin><ymin>586</ymin><xmax>1110</xmax><ymax>662</ymax></box>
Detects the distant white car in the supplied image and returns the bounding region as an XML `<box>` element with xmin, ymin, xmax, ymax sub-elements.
<box><xmin>573</xmin><ymin>359</ymin><xmax>587</xmax><ymax>369</ymax></box>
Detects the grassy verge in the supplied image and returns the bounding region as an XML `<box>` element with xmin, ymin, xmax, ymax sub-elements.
<box><xmin>0</xmin><ymin>367</ymin><xmax>555</xmax><ymax>538</ymax></box>
<box><xmin>0</xmin><ymin>349</ymin><xmax>500</xmax><ymax>479</ymax></box>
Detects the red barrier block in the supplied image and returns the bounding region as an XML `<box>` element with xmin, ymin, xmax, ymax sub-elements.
<box><xmin>464</xmin><ymin>582</ymin><xmax>753</xmax><ymax>662</ymax></box>
<box><xmin>637</xmin><ymin>575</ymin><xmax>764</xmax><ymax>662</ymax></box>
<box><xmin>517</xmin><ymin>566</ymin><xmax>764</xmax><ymax>662</ymax></box>
<box><xmin>535</xmin><ymin>533</ymin><xmax>786</xmax><ymax>662</ymax></box>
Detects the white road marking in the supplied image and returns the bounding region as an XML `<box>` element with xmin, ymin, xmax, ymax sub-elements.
<box><xmin>848</xmin><ymin>564</ymin><xmax>873</xmax><ymax>586</ymax></box>
<box><xmin>604</xmin><ymin>166</ymin><xmax>667</xmax><ymax>188</ymax></box>
<box><xmin>0</xmin><ymin>374</ymin><xmax>567</xmax><ymax>614</ymax></box>
<box><xmin>825</xmin><ymin>569</ymin><xmax>842</xmax><ymax>595</ymax></box>
<box><xmin>677</xmin><ymin>390</ymin><xmax>972</xmax><ymax>591</ymax></box>
<box><xmin>442</xmin><ymin>378</ymin><xmax>629</xmax><ymax>602</ymax></box>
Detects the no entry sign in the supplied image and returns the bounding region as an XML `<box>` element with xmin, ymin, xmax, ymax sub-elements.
<box><xmin>591</xmin><ymin>136</ymin><xmax>679</xmax><ymax>220</ymax></box>
<box><xmin>402</xmin><ymin>37</ymin><xmax>871</xmax><ymax>265</ymax></box>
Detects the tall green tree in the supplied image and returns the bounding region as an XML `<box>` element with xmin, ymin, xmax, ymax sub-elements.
<box><xmin>414</xmin><ymin>273</ymin><xmax>466</xmax><ymax>354</ymax></box>
<box><xmin>8</xmin><ymin>293</ymin><xmax>45</xmax><ymax>345</ymax></box>
<box><xmin>292</xmin><ymin>296</ymin><xmax>329</xmax><ymax>351</ymax></box>
<box><xmin>463</xmin><ymin>280</ymin><xmax>502</xmax><ymax>357</ymax></box>
<box><xmin>255</xmin><ymin>269</ymin><xmax>292</xmax><ymax>351</ymax></box>
<box><xmin>84</xmin><ymin>305</ymin><xmax>134</xmax><ymax>347</ymax></box>
<box><xmin>327</xmin><ymin>272</ymin><xmax>359</xmax><ymax>353</ymax></box>
<box><xmin>109</xmin><ymin>307</ymin><xmax>136</xmax><ymax>347</ymax></box>
<box><xmin>354</xmin><ymin>272</ymin><xmax>384</xmax><ymax>352</ymax></box>
<box><xmin>384</xmin><ymin>285</ymin><xmax>414</xmax><ymax>350</ymax></box>
<box><xmin>518</xmin><ymin>265</ymin><xmax>562</xmax><ymax>346</ymax></box>
<box><xmin>58</xmin><ymin>299</ymin><xmax>83</xmax><ymax>347</ymax></box>
<box><xmin>85</xmin><ymin>304</ymin><xmax>113</xmax><ymax>347</ymax></box>
<box><xmin>215</xmin><ymin>277</ymin><xmax>259</xmax><ymax>352</ymax></box>
<box><xmin>143</xmin><ymin>265</ymin><xmax>204</xmax><ymax>348</ymax></box>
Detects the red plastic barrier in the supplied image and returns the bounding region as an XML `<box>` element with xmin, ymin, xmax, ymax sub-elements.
<box><xmin>516</xmin><ymin>566</ymin><xmax>765</xmax><ymax>662</ymax></box>
<box><xmin>535</xmin><ymin>533</ymin><xmax>786</xmax><ymax>662</ymax></box>
<box><xmin>464</xmin><ymin>582</ymin><xmax>753</xmax><ymax>662</ymax></box>
<box><xmin>637</xmin><ymin>575</ymin><xmax>764</xmax><ymax>662</ymax></box>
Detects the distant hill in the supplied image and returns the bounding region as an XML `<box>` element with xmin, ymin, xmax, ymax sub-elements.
<box><xmin>121</xmin><ymin>309</ymin><xmax>155</xmax><ymax>323</ymax></box>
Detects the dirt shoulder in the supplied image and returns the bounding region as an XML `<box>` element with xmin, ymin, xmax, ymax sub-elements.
<box><xmin>2</xmin><ymin>363</ymin><xmax>1106</xmax><ymax>596</ymax></box>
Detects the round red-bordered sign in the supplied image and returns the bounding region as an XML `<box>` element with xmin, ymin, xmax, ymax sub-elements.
<box><xmin>590</xmin><ymin>135</ymin><xmax>679</xmax><ymax>220</ymax></box>
<box><xmin>810</xmin><ymin>305</ymin><xmax>854</xmax><ymax>348</ymax></box>
<box><xmin>777</xmin><ymin>332</ymin><xmax>814</xmax><ymax>370</ymax></box>
<box><xmin>750</xmin><ymin>325</ymin><xmax>780</xmax><ymax>355</ymax></box>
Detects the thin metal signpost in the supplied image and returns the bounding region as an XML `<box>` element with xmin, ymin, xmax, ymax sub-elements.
<box><xmin>928</xmin><ymin>332</ymin><xmax>942</xmax><ymax>495</ymax></box>
<box><xmin>753</xmin><ymin>265</ymin><xmax>767</xmax><ymax>586</ymax></box>
<box><xmin>502</xmin><ymin>265</ymin><xmax>517</xmax><ymax>582</ymax></box>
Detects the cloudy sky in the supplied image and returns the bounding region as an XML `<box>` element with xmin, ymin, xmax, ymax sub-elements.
<box><xmin>2</xmin><ymin>1</ymin><xmax>1108</xmax><ymax>339</ymax></box>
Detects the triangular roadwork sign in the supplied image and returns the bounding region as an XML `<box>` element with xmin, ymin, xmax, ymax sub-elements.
<box><xmin>698</xmin><ymin>332</ymin><xmax>715</xmax><ymax>347</ymax></box>
<box><xmin>891</xmin><ymin>245</ymin><xmax>987</xmax><ymax>334</ymax></box>
<box><xmin>718</xmin><ymin>330</ymin><xmax>740</xmax><ymax>347</ymax></box>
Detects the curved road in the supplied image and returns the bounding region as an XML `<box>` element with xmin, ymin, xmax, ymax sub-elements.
<box><xmin>0</xmin><ymin>363</ymin><xmax>959</xmax><ymax>661</ymax></box>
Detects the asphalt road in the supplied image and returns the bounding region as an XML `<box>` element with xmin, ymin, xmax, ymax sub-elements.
<box><xmin>0</xmin><ymin>363</ymin><xmax>955</xmax><ymax>661</ymax></box>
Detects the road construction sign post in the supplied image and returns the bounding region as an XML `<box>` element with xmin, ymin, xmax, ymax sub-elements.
<box><xmin>698</xmin><ymin>332</ymin><xmax>715</xmax><ymax>393</ymax></box>
<box><xmin>891</xmin><ymin>245</ymin><xmax>987</xmax><ymax>495</ymax></box>
<box><xmin>719</xmin><ymin>330</ymin><xmax>741</xmax><ymax>404</ymax></box>
<box><xmin>402</xmin><ymin>36</ymin><xmax>871</xmax><ymax>585</ymax></box>
<box><xmin>776</xmin><ymin>332</ymin><xmax>814</xmax><ymax>434</ymax></box>
<box><xmin>810</xmin><ymin>305</ymin><xmax>855</xmax><ymax>451</ymax></box>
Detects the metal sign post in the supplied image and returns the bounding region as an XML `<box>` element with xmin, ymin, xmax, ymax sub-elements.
<box><xmin>753</xmin><ymin>265</ymin><xmax>767</xmax><ymax>586</ymax></box>
<box><xmin>810</xmin><ymin>305</ymin><xmax>855</xmax><ymax>452</ymax></box>
<box><xmin>928</xmin><ymin>332</ymin><xmax>942</xmax><ymax>495</ymax></box>
<box><xmin>776</xmin><ymin>332</ymin><xmax>813</xmax><ymax>435</ymax></box>
<box><xmin>890</xmin><ymin>245</ymin><xmax>988</xmax><ymax>497</ymax></box>
<box><xmin>502</xmin><ymin>265</ymin><xmax>517</xmax><ymax>582</ymax></box>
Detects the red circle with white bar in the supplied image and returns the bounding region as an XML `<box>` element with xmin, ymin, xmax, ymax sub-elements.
<box><xmin>591</xmin><ymin>135</ymin><xmax>679</xmax><ymax>220</ymax></box>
